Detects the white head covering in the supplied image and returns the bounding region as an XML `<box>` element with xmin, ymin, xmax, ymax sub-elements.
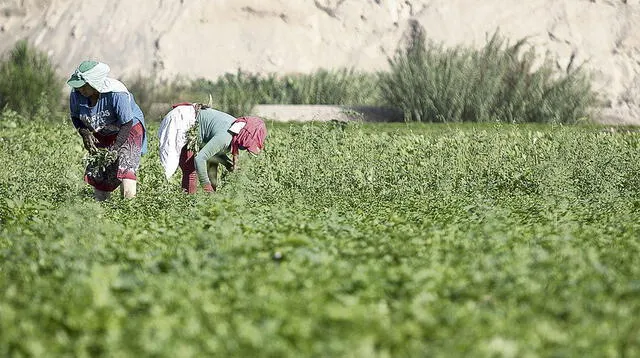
<box><xmin>69</xmin><ymin>61</ymin><xmax>129</xmax><ymax>93</ymax></box>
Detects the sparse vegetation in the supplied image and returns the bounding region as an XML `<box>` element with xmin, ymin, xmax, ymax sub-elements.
<box><xmin>191</xmin><ymin>68</ymin><xmax>381</xmax><ymax>116</ymax></box>
<box><xmin>0</xmin><ymin>40</ymin><xmax>64</xmax><ymax>117</ymax></box>
<box><xmin>127</xmin><ymin>68</ymin><xmax>380</xmax><ymax>119</ymax></box>
<box><xmin>1</xmin><ymin>31</ymin><xmax>598</xmax><ymax>125</ymax></box>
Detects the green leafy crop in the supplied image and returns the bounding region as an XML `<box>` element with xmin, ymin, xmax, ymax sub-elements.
<box><xmin>83</xmin><ymin>148</ymin><xmax>119</xmax><ymax>177</ymax></box>
<box><xmin>0</xmin><ymin>113</ymin><xmax>638</xmax><ymax>357</ymax></box>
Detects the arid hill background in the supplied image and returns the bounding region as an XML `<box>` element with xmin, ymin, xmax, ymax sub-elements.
<box><xmin>1</xmin><ymin>0</ymin><xmax>639</xmax><ymax>124</ymax></box>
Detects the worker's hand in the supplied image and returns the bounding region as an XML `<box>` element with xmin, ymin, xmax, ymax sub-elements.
<box><xmin>202</xmin><ymin>183</ymin><xmax>216</xmax><ymax>193</ymax></box>
<box><xmin>78</xmin><ymin>128</ymin><xmax>98</xmax><ymax>154</ymax></box>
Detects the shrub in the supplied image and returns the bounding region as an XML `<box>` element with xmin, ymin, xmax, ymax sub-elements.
<box><xmin>0</xmin><ymin>40</ymin><xmax>63</xmax><ymax>117</ymax></box>
<box><xmin>379</xmin><ymin>26</ymin><xmax>596</xmax><ymax>124</ymax></box>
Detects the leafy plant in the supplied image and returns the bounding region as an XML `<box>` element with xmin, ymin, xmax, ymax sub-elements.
<box><xmin>0</xmin><ymin>40</ymin><xmax>64</xmax><ymax>117</ymax></box>
<box><xmin>1</xmin><ymin>119</ymin><xmax>639</xmax><ymax>357</ymax></box>
<box><xmin>379</xmin><ymin>28</ymin><xmax>597</xmax><ymax>123</ymax></box>
<box><xmin>185</xmin><ymin>121</ymin><xmax>200</xmax><ymax>152</ymax></box>
<box><xmin>193</xmin><ymin>68</ymin><xmax>380</xmax><ymax>111</ymax></box>
<box><xmin>83</xmin><ymin>148</ymin><xmax>118</xmax><ymax>177</ymax></box>
<box><xmin>128</xmin><ymin>68</ymin><xmax>381</xmax><ymax>119</ymax></box>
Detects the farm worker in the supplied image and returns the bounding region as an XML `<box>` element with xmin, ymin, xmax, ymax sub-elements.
<box><xmin>67</xmin><ymin>60</ymin><xmax>147</xmax><ymax>201</ymax></box>
<box><xmin>158</xmin><ymin>103</ymin><xmax>266</xmax><ymax>194</ymax></box>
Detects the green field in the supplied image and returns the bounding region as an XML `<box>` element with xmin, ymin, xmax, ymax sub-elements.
<box><xmin>1</xmin><ymin>115</ymin><xmax>639</xmax><ymax>357</ymax></box>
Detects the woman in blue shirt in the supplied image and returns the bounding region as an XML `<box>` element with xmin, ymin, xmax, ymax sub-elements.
<box><xmin>67</xmin><ymin>60</ymin><xmax>147</xmax><ymax>201</ymax></box>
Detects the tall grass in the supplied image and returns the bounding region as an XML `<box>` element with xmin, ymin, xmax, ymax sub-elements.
<box><xmin>192</xmin><ymin>68</ymin><xmax>381</xmax><ymax>116</ymax></box>
<box><xmin>128</xmin><ymin>69</ymin><xmax>381</xmax><ymax>119</ymax></box>
<box><xmin>379</xmin><ymin>26</ymin><xmax>596</xmax><ymax>123</ymax></box>
<box><xmin>0</xmin><ymin>40</ymin><xmax>63</xmax><ymax>117</ymax></box>
<box><xmin>192</xmin><ymin>70</ymin><xmax>261</xmax><ymax>117</ymax></box>
<box><xmin>0</xmin><ymin>32</ymin><xmax>597</xmax><ymax>124</ymax></box>
<box><xmin>264</xmin><ymin>68</ymin><xmax>380</xmax><ymax>105</ymax></box>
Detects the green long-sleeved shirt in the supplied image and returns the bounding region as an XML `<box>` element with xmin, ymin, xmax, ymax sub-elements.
<box><xmin>194</xmin><ymin>108</ymin><xmax>236</xmax><ymax>184</ymax></box>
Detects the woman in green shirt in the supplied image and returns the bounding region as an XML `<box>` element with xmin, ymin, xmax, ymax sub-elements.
<box><xmin>159</xmin><ymin>102</ymin><xmax>266</xmax><ymax>194</ymax></box>
<box><xmin>179</xmin><ymin>104</ymin><xmax>236</xmax><ymax>193</ymax></box>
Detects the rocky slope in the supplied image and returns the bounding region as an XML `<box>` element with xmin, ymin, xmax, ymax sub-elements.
<box><xmin>1</xmin><ymin>0</ymin><xmax>639</xmax><ymax>123</ymax></box>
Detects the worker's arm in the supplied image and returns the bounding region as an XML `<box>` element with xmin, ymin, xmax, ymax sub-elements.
<box><xmin>194</xmin><ymin>133</ymin><xmax>230</xmax><ymax>185</ymax></box>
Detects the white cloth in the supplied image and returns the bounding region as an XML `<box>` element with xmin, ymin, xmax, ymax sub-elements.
<box><xmin>76</xmin><ymin>62</ymin><xmax>129</xmax><ymax>93</ymax></box>
<box><xmin>157</xmin><ymin>105</ymin><xmax>197</xmax><ymax>180</ymax></box>
<box><xmin>228</xmin><ymin>121</ymin><xmax>246</xmax><ymax>134</ymax></box>
<box><xmin>100</xmin><ymin>78</ymin><xmax>129</xmax><ymax>93</ymax></box>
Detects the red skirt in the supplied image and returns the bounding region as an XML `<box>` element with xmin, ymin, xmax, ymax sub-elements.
<box><xmin>85</xmin><ymin>122</ymin><xmax>144</xmax><ymax>192</ymax></box>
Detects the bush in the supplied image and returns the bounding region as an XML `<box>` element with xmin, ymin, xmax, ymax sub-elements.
<box><xmin>379</xmin><ymin>26</ymin><xmax>596</xmax><ymax>123</ymax></box>
<box><xmin>0</xmin><ymin>40</ymin><xmax>64</xmax><ymax>117</ymax></box>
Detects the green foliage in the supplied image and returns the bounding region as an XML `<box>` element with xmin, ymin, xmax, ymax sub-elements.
<box><xmin>83</xmin><ymin>148</ymin><xmax>118</xmax><ymax>177</ymax></box>
<box><xmin>123</xmin><ymin>29</ymin><xmax>599</xmax><ymax>124</ymax></box>
<box><xmin>0</xmin><ymin>107</ymin><xmax>25</xmax><ymax>129</ymax></box>
<box><xmin>0</xmin><ymin>40</ymin><xmax>64</xmax><ymax>117</ymax></box>
<box><xmin>1</xmin><ymin>117</ymin><xmax>639</xmax><ymax>356</ymax></box>
<box><xmin>185</xmin><ymin>121</ymin><xmax>200</xmax><ymax>152</ymax></box>
<box><xmin>0</xmin><ymin>32</ymin><xmax>600</xmax><ymax>126</ymax></box>
<box><xmin>263</xmin><ymin>68</ymin><xmax>380</xmax><ymax>105</ymax></box>
<box><xmin>379</xmin><ymin>30</ymin><xmax>597</xmax><ymax>123</ymax></box>
<box><xmin>129</xmin><ymin>68</ymin><xmax>381</xmax><ymax>119</ymax></box>
<box><xmin>192</xmin><ymin>68</ymin><xmax>380</xmax><ymax>116</ymax></box>
<box><xmin>194</xmin><ymin>70</ymin><xmax>260</xmax><ymax>117</ymax></box>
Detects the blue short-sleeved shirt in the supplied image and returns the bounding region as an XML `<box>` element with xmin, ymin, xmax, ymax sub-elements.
<box><xmin>70</xmin><ymin>90</ymin><xmax>147</xmax><ymax>154</ymax></box>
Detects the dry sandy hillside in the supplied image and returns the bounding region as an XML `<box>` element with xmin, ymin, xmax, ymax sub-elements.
<box><xmin>1</xmin><ymin>0</ymin><xmax>639</xmax><ymax>124</ymax></box>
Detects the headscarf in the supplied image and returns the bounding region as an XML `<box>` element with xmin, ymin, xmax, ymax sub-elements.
<box><xmin>67</xmin><ymin>61</ymin><xmax>129</xmax><ymax>93</ymax></box>
<box><xmin>230</xmin><ymin>116</ymin><xmax>267</xmax><ymax>155</ymax></box>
